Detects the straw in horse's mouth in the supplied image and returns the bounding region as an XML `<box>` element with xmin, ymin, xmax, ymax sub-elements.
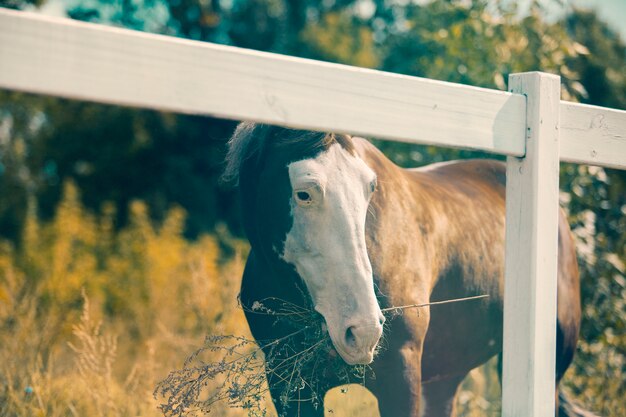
<box><xmin>381</xmin><ymin>294</ymin><xmax>490</xmax><ymax>316</ymax></box>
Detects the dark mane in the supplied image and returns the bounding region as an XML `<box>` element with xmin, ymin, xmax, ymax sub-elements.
<box><xmin>221</xmin><ymin>122</ymin><xmax>354</xmax><ymax>185</ymax></box>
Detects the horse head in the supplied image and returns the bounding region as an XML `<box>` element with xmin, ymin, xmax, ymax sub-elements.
<box><xmin>224</xmin><ymin>123</ymin><xmax>384</xmax><ymax>365</ymax></box>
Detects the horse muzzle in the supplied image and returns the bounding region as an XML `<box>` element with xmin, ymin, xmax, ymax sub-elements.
<box><xmin>330</xmin><ymin>318</ymin><xmax>384</xmax><ymax>365</ymax></box>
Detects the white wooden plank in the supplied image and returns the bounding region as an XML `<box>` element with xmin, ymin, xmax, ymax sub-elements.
<box><xmin>0</xmin><ymin>8</ymin><xmax>526</xmax><ymax>156</ymax></box>
<box><xmin>503</xmin><ymin>72</ymin><xmax>561</xmax><ymax>417</ymax></box>
<box><xmin>560</xmin><ymin>101</ymin><xmax>626</xmax><ymax>169</ymax></box>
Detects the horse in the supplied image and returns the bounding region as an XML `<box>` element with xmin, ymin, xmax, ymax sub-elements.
<box><xmin>222</xmin><ymin>122</ymin><xmax>583</xmax><ymax>417</ymax></box>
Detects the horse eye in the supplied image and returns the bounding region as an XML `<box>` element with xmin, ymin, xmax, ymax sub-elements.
<box><xmin>370</xmin><ymin>178</ymin><xmax>378</xmax><ymax>193</ymax></box>
<box><xmin>296</xmin><ymin>191</ymin><xmax>311</xmax><ymax>202</ymax></box>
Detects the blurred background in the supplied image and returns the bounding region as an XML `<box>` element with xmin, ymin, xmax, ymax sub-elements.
<box><xmin>0</xmin><ymin>0</ymin><xmax>624</xmax><ymax>416</ymax></box>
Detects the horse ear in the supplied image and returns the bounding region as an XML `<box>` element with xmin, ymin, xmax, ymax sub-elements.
<box><xmin>220</xmin><ymin>122</ymin><xmax>269</xmax><ymax>187</ymax></box>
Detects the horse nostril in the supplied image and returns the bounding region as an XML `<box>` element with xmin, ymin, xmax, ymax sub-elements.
<box><xmin>379</xmin><ymin>315</ymin><xmax>386</xmax><ymax>326</ymax></box>
<box><xmin>345</xmin><ymin>326</ymin><xmax>357</xmax><ymax>348</ymax></box>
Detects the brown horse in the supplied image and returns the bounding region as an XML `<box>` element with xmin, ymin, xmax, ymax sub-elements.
<box><xmin>223</xmin><ymin>123</ymin><xmax>582</xmax><ymax>417</ymax></box>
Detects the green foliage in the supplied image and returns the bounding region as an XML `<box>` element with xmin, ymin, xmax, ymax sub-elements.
<box><xmin>560</xmin><ymin>163</ymin><xmax>626</xmax><ymax>415</ymax></box>
<box><xmin>0</xmin><ymin>0</ymin><xmax>45</xmax><ymax>10</ymax></box>
<box><xmin>0</xmin><ymin>91</ymin><xmax>239</xmax><ymax>241</ymax></box>
<box><xmin>381</xmin><ymin>0</ymin><xmax>586</xmax><ymax>99</ymax></box>
<box><xmin>555</xmin><ymin>16</ymin><xmax>626</xmax><ymax>410</ymax></box>
<box><xmin>565</xmin><ymin>8</ymin><xmax>626</xmax><ymax>109</ymax></box>
<box><xmin>301</xmin><ymin>11</ymin><xmax>379</xmax><ymax>68</ymax></box>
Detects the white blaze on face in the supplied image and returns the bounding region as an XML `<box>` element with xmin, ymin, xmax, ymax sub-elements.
<box><xmin>280</xmin><ymin>143</ymin><xmax>384</xmax><ymax>365</ymax></box>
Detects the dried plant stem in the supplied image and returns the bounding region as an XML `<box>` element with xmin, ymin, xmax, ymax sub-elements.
<box><xmin>381</xmin><ymin>294</ymin><xmax>489</xmax><ymax>314</ymax></box>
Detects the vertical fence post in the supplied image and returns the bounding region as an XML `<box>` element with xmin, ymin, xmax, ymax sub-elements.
<box><xmin>503</xmin><ymin>72</ymin><xmax>561</xmax><ymax>416</ymax></box>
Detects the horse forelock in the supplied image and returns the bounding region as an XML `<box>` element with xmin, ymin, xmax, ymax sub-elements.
<box><xmin>221</xmin><ymin>122</ymin><xmax>355</xmax><ymax>186</ymax></box>
<box><xmin>221</xmin><ymin>122</ymin><xmax>266</xmax><ymax>186</ymax></box>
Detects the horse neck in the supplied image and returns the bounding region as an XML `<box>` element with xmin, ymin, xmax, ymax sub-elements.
<box><xmin>357</xmin><ymin>142</ymin><xmax>446</xmax><ymax>295</ymax></box>
<box><xmin>355</xmin><ymin>139</ymin><xmax>441</xmax><ymax>230</ymax></box>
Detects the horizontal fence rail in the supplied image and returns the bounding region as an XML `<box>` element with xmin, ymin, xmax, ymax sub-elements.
<box><xmin>560</xmin><ymin>102</ymin><xmax>626</xmax><ymax>170</ymax></box>
<box><xmin>0</xmin><ymin>8</ymin><xmax>522</xmax><ymax>156</ymax></box>
<box><xmin>2</xmin><ymin>9</ymin><xmax>624</xmax><ymax>168</ymax></box>
<box><xmin>2</xmin><ymin>9</ymin><xmax>623</xmax><ymax>168</ymax></box>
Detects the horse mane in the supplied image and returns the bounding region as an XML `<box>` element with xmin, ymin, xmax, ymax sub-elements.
<box><xmin>221</xmin><ymin>122</ymin><xmax>355</xmax><ymax>185</ymax></box>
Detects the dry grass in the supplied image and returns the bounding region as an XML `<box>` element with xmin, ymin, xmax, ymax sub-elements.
<box><xmin>0</xmin><ymin>182</ymin><xmax>250</xmax><ymax>417</ymax></box>
<box><xmin>155</xmin><ymin>298</ymin><xmax>375</xmax><ymax>417</ymax></box>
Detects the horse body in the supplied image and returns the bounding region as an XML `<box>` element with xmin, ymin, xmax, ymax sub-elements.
<box><xmin>227</xmin><ymin>124</ymin><xmax>581</xmax><ymax>417</ymax></box>
<box><xmin>360</xmin><ymin>143</ymin><xmax>508</xmax><ymax>416</ymax></box>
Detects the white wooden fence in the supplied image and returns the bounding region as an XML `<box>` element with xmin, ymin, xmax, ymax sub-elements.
<box><xmin>1</xmin><ymin>8</ymin><xmax>624</xmax><ymax>416</ymax></box>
